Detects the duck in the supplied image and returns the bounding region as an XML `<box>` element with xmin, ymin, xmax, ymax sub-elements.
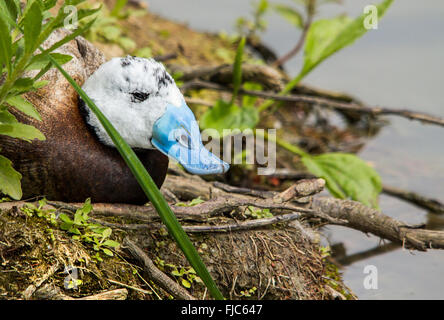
<box><xmin>1</xmin><ymin>52</ymin><xmax>229</xmax><ymax>204</ymax></box>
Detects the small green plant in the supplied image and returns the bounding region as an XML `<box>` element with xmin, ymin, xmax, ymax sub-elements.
<box><xmin>201</xmin><ymin>0</ymin><xmax>393</xmax><ymax>208</ymax></box>
<box><xmin>58</xmin><ymin>198</ymin><xmax>120</xmax><ymax>261</ymax></box>
<box><xmin>80</xmin><ymin>1</ymin><xmax>147</xmax><ymax>53</ymax></box>
<box><xmin>0</xmin><ymin>0</ymin><xmax>98</xmax><ymax>200</ymax></box>
<box><xmin>21</xmin><ymin>198</ymin><xmax>58</xmax><ymax>225</ymax></box>
<box><xmin>175</xmin><ymin>196</ymin><xmax>205</xmax><ymax>207</ymax></box>
<box><xmin>236</xmin><ymin>0</ymin><xmax>269</xmax><ymax>38</ymax></box>
<box><xmin>245</xmin><ymin>206</ymin><xmax>272</xmax><ymax>219</ymax></box>
<box><xmin>200</xmin><ymin>37</ymin><xmax>260</xmax><ymax>136</ymax></box>
<box><xmin>155</xmin><ymin>258</ymin><xmax>203</xmax><ymax>289</ymax></box>
<box><xmin>239</xmin><ymin>286</ymin><xmax>257</xmax><ymax>298</ymax></box>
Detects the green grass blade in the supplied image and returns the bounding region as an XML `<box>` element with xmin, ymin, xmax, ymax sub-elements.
<box><xmin>47</xmin><ymin>56</ymin><xmax>224</xmax><ymax>300</ymax></box>
<box><xmin>231</xmin><ymin>36</ymin><xmax>246</xmax><ymax>105</ymax></box>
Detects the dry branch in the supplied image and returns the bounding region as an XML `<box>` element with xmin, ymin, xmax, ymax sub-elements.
<box><xmin>313</xmin><ymin>197</ymin><xmax>444</xmax><ymax>251</ymax></box>
<box><xmin>34</xmin><ymin>285</ymin><xmax>128</xmax><ymax>300</ymax></box>
<box><xmin>123</xmin><ymin>238</ymin><xmax>196</xmax><ymax>300</ymax></box>
<box><xmin>172</xmin><ymin>64</ymin><xmax>284</xmax><ymax>91</ymax></box>
<box><xmin>183</xmin><ymin>80</ymin><xmax>444</xmax><ymax>128</ymax></box>
<box><xmin>382</xmin><ymin>185</ymin><xmax>444</xmax><ymax>214</ymax></box>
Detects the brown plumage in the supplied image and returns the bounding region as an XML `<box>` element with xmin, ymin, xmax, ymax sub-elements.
<box><xmin>1</xmin><ymin>32</ymin><xmax>168</xmax><ymax>204</ymax></box>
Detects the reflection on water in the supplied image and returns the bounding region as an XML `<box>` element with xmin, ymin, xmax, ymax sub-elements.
<box><xmin>146</xmin><ymin>0</ymin><xmax>444</xmax><ymax>299</ymax></box>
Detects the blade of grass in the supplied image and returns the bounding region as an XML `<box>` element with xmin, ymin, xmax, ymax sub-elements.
<box><xmin>47</xmin><ymin>55</ymin><xmax>224</xmax><ymax>300</ymax></box>
<box><xmin>230</xmin><ymin>36</ymin><xmax>246</xmax><ymax>105</ymax></box>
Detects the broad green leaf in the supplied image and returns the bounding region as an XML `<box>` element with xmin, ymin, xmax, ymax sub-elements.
<box><xmin>101</xmin><ymin>25</ymin><xmax>121</xmax><ymax>41</ymax></box>
<box><xmin>6</xmin><ymin>95</ymin><xmax>42</xmax><ymax>121</ymax></box>
<box><xmin>274</xmin><ymin>4</ymin><xmax>304</xmax><ymax>28</ymax></box>
<box><xmin>12</xmin><ymin>77</ymin><xmax>34</xmax><ymax>91</ymax></box>
<box><xmin>200</xmin><ymin>100</ymin><xmax>259</xmax><ymax>135</ymax></box>
<box><xmin>297</xmin><ymin>0</ymin><xmax>393</xmax><ymax>82</ymax></box>
<box><xmin>102</xmin><ymin>248</ymin><xmax>114</xmax><ymax>256</ymax></box>
<box><xmin>232</xmin><ymin>36</ymin><xmax>246</xmax><ymax>103</ymax></box>
<box><xmin>24</xmin><ymin>1</ymin><xmax>43</xmax><ymax>54</ymax></box>
<box><xmin>302</xmin><ymin>153</ymin><xmax>382</xmax><ymax>208</ymax></box>
<box><xmin>117</xmin><ymin>37</ymin><xmax>136</xmax><ymax>52</ymax></box>
<box><xmin>103</xmin><ymin>240</ymin><xmax>120</xmax><ymax>248</ymax></box>
<box><xmin>11</xmin><ymin>37</ymin><xmax>25</xmax><ymax>67</ymax></box>
<box><xmin>0</xmin><ymin>0</ymin><xmax>19</xmax><ymax>23</ymax></box>
<box><xmin>102</xmin><ymin>228</ymin><xmax>112</xmax><ymax>238</ymax></box>
<box><xmin>110</xmin><ymin>0</ymin><xmax>128</xmax><ymax>17</ymax></box>
<box><xmin>181</xmin><ymin>278</ymin><xmax>191</xmax><ymax>288</ymax></box>
<box><xmin>0</xmin><ymin>155</ymin><xmax>22</xmax><ymax>200</ymax></box>
<box><xmin>0</xmin><ymin>110</ymin><xmax>18</xmax><ymax>124</ymax></box>
<box><xmin>0</xmin><ymin>122</ymin><xmax>45</xmax><ymax>142</ymax></box>
<box><xmin>0</xmin><ymin>13</ymin><xmax>12</xmax><ymax>73</ymax></box>
<box><xmin>257</xmin><ymin>0</ymin><xmax>269</xmax><ymax>15</ymax></box>
<box><xmin>26</xmin><ymin>52</ymin><xmax>73</xmax><ymax>71</ymax></box>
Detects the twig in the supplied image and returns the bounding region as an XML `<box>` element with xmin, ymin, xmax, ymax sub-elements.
<box><xmin>123</xmin><ymin>238</ymin><xmax>196</xmax><ymax>300</ymax></box>
<box><xmin>107</xmin><ymin>279</ymin><xmax>153</xmax><ymax>296</ymax></box>
<box><xmin>22</xmin><ymin>262</ymin><xmax>60</xmax><ymax>299</ymax></box>
<box><xmin>272</xmin><ymin>0</ymin><xmax>315</xmax><ymax>68</ymax></box>
<box><xmin>383</xmin><ymin>185</ymin><xmax>444</xmax><ymax>214</ymax></box>
<box><xmin>313</xmin><ymin>197</ymin><xmax>444</xmax><ymax>251</ymax></box>
<box><xmin>34</xmin><ymin>285</ymin><xmax>128</xmax><ymax>300</ymax></box>
<box><xmin>182</xmin><ymin>212</ymin><xmax>300</xmax><ymax>233</ymax></box>
<box><xmin>183</xmin><ymin>80</ymin><xmax>444</xmax><ymax>128</ymax></box>
<box><xmin>153</xmin><ymin>52</ymin><xmax>178</xmax><ymax>62</ymax></box>
<box><xmin>173</xmin><ymin>63</ymin><xmax>284</xmax><ymax>91</ymax></box>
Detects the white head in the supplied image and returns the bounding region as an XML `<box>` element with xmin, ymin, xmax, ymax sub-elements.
<box><xmin>80</xmin><ymin>56</ymin><xmax>183</xmax><ymax>149</ymax></box>
<box><xmin>79</xmin><ymin>56</ymin><xmax>229</xmax><ymax>175</ymax></box>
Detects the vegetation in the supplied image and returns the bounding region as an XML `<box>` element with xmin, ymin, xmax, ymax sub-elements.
<box><xmin>1</xmin><ymin>0</ymin><xmax>422</xmax><ymax>301</ymax></box>
<box><xmin>201</xmin><ymin>0</ymin><xmax>394</xmax><ymax>208</ymax></box>
<box><xmin>0</xmin><ymin>0</ymin><xmax>98</xmax><ymax>199</ymax></box>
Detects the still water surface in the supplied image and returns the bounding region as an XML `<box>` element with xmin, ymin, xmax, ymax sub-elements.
<box><xmin>146</xmin><ymin>0</ymin><xmax>444</xmax><ymax>299</ymax></box>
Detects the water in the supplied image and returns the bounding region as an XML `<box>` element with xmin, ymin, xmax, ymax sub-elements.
<box><xmin>146</xmin><ymin>0</ymin><xmax>444</xmax><ymax>299</ymax></box>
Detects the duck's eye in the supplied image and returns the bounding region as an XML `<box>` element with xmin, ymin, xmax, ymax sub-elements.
<box><xmin>177</xmin><ymin>133</ymin><xmax>191</xmax><ymax>148</ymax></box>
<box><xmin>130</xmin><ymin>91</ymin><xmax>150</xmax><ymax>103</ymax></box>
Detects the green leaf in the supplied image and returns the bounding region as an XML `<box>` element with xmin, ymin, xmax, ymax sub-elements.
<box><xmin>274</xmin><ymin>4</ymin><xmax>304</xmax><ymax>28</ymax></box>
<box><xmin>0</xmin><ymin>0</ymin><xmax>18</xmax><ymax>23</ymax></box>
<box><xmin>302</xmin><ymin>153</ymin><xmax>382</xmax><ymax>208</ymax></box>
<box><xmin>0</xmin><ymin>155</ymin><xmax>22</xmax><ymax>200</ymax></box>
<box><xmin>103</xmin><ymin>240</ymin><xmax>120</xmax><ymax>248</ymax></box>
<box><xmin>200</xmin><ymin>100</ymin><xmax>259</xmax><ymax>135</ymax></box>
<box><xmin>181</xmin><ymin>278</ymin><xmax>191</xmax><ymax>288</ymax></box>
<box><xmin>0</xmin><ymin>110</ymin><xmax>18</xmax><ymax>124</ymax></box>
<box><xmin>294</xmin><ymin>0</ymin><xmax>393</xmax><ymax>84</ymax></box>
<box><xmin>0</xmin><ymin>122</ymin><xmax>45</xmax><ymax>142</ymax></box>
<box><xmin>231</xmin><ymin>37</ymin><xmax>246</xmax><ymax>103</ymax></box>
<box><xmin>44</xmin><ymin>19</ymin><xmax>98</xmax><ymax>53</ymax></box>
<box><xmin>23</xmin><ymin>1</ymin><xmax>43</xmax><ymax>54</ymax></box>
<box><xmin>102</xmin><ymin>228</ymin><xmax>112</xmax><ymax>238</ymax></box>
<box><xmin>59</xmin><ymin>213</ymin><xmax>73</xmax><ymax>224</ymax></box>
<box><xmin>0</xmin><ymin>12</ymin><xmax>12</xmax><ymax>74</ymax></box>
<box><xmin>102</xmin><ymin>248</ymin><xmax>114</xmax><ymax>256</ymax></box>
<box><xmin>117</xmin><ymin>37</ymin><xmax>136</xmax><ymax>51</ymax></box>
<box><xmin>5</xmin><ymin>95</ymin><xmax>42</xmax><ymax>121</ymax></box>
<box><xmin>176</xmin><ymin>196</ymin><xmax>205</xmax><ymax>207</ymax></box>
<box><xmin>110</xmin><ymin>0</ymin><xmax>129</xmax><ymax>17</ymax></box>
<box><xmin>26</xmin><ymin>52</ymin><xmax>73</xmax><ymax>71</ymax></box>
<box><xmin>101</xmin><ymin>25</ymin><xmax>121</xmax><ymax>41</ymax></box>
<box><xmin>11</xmin><ymin>78</ymin><xmax>35</xmax><ymax>92</ymax></box>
